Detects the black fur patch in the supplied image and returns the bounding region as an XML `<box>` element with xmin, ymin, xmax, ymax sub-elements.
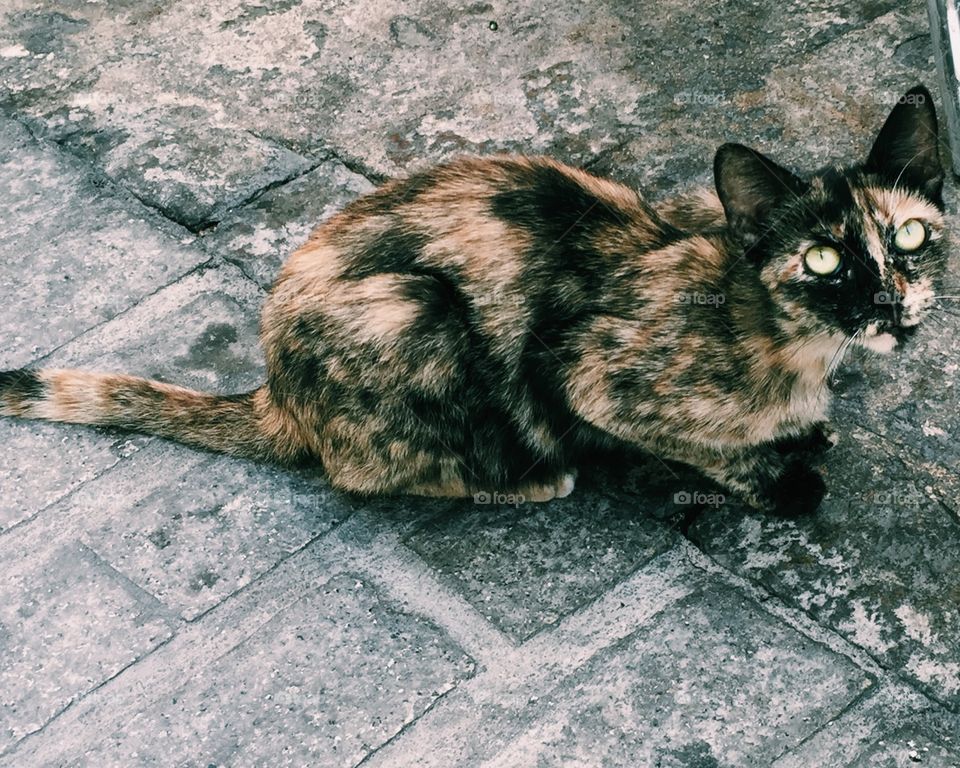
<box><xmin>490</xmin><ymin>163</ymin><xmax>626</xmax><ymax>245</ymax></box>
<box><xmin>342</xmin><ymin>225</ymin><xmax>429</xmax><ymax>279</ymax></box>
<box><xmin>489</xmin><ymin>164</ymin><xmax>639</xmax><ymax>467</ymax></box>
<box><xmin>768</xmin><ymin>461</ymin><xmax>826</xmax><ymax>516</ymax></box>
<box><xmin>0</xmin><ymin>369</ymin><xmax>44</xmax><ymax>403</ymax></box>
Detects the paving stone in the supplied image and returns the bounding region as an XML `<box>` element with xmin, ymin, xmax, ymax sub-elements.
<box><xmin>0</xmin><ymin>117</ymin><xmax>257</xmax><ymax>538</ymax></box>
<box><xmin>593</xmin><ymin>7</ymin><xmax>933</xmax><ymax>199</ymax></box>
<box><xmin>850</xmin><ymin>712</ymin><xmax>960</xmax><ymax>768</ymax></box>
<box><xmin>2</xmin><ymin>256</ymin><xmax>349</xmax><ymax>619</ymax></box>
<box><xmin>6</xmin><ymin>356</ymin><xmax>347</xmax><ymax>625</ymax></box>
<box><xmin>44</xmin><ymin>262</ymin><xmax>266</xmax><ymax>394</ymax></box>
<box><xmin>485</xmin><ymin>584</ymin><xmax>870</xmax><ymax>767</ymax></box>
<box><xmin>689</xmin><ymin>428</ymin><xmax>960</xmax><ymax>710</ymax></box>
<box><xmin>79</xmin><ymin>572</ymin><xmax>475</xmax><ymax>767</ymax></box>
<box><xmin>0</xmin><ymin>540</ymin><xmax>173</xmax><ymax>753</ymax></box>
<box><xmin>0</xmin><ymin>0</ymin><xmax>907</xmax><ymax>225</ymax></box>
<box><xmin>770</xmin><ymin>684</ymin><xmax>933</xmax><ymax>768</ymax></box>
<box><xmin>62</xmin><ymin>443</ymin><xmax>350</xmax><ymax>620</ymax></box>
<box><xmin>202</xmin><ymin>157</ymin><xmax>375</xmax><ymax>289</ymax></box>
<box><xmin>1</xmin><ymin>259</ymin><xmax>269</xmax><ymax>538</ymax></box>
<box><xmin>406</xmin><ymin>491</ymin><xmax>679</xmax><ymax>641</ymax></box>
<box><xmin>1</xmin><ymin>1</ymin><xmax>315</xmax><ymax>229</ymax></box>
<box><xmin>0</xmin><ymin>114</ymin><xmax>208</xmax><ymax>371</ymax></box>
<box><xmin>831</xmin><ymin>319</ymin><xmax>960</xmax><ymax>524</ymax></box>
<box><xmin>0</xmin><ymin>421</ymin><xmax>131</xmax><ymax>533</ymax></box>
<box><xmin>1</xmin><ymin>260</ymin><xmax>269</xmax><ymax>540</ymax></box>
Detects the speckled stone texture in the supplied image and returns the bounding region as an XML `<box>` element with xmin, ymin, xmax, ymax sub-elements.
<box><xmin>79</xmin><ymin>573</ymin><xmax>476</xmax><ymax>767</ymax></box>
<box><xmin>484</xmin><ymin>586</ymin><xmax>870</xmax><ymax>767</ymax></box>
<box><xmin>406</xmin><ymin>491</ymin><xmax>678</xmax><ymax>641</ymax></box>
<box><xmin>1</xmin><ymin>0</ymin><xmax>959</xmax><ymax>765</ymax></box>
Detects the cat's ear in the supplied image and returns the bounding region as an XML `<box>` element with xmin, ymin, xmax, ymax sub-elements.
<box><xmin>714</xmin><ymin>143</ymin><xmax>805</xmax><ymax>248</ymax></box>
<box><xmin>865</xmin><ymin>85</ymin><xmax>943</xmax><ymax>205</ymax></box>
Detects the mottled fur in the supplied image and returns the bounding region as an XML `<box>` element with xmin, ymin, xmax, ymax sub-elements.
<box><xmin>1</xmin><ymin>87</ymin><xmax>947</xmax><ymax>513</ymax></box>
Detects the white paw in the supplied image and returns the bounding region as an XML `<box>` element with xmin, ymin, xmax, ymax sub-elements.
<box><xmin>555</xmin><ymin>472</ymin><xmax>577</xmax><ymax>499</ymax></box>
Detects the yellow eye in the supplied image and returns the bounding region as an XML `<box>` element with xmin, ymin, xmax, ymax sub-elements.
<box><xmin>894</xmin><ymin>219</ymin><xmax>926</xmax><ymax>251</ymax></box>
<box><xmin>803</xmin><ymin>245</ymin><xmax>842</xmax><ymax>276</ymax></box>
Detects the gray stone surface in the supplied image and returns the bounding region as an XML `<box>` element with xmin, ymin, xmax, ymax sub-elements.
<box><xmin>0</xmin><ymin>0</ymin><xmax>910</xmax><ymax>223</ymax></box>
<box><xmin>853</xmin><ymin>722</ymin><xmax>960</xmax><ymax>768</ymax></box>
<box><xmin>406</xmin><ymin>492</ymin><xmax>678</xmax><ymax>641</ymax></box>
<box><xmin>846</xmin><ymin>708</ymin><xmax>960</xmax><ymax>768</ymax></box>
<box><xmin>0</xmin><ymin>114</ymin><xmax>207</xmax><ymax>370</ymax></box>
<box><xmin>80</xmin><ymin>573</ymin><xmax>475</xmax><ymax>767</ymax></box>
<box><xmin>43</xmin><ymin>262</ymin><xmax>267</xmax><ymax>392</ymax></box>
<box><xmin>63</xmin><ymin>443</ymin><xmax>347</xmax><ymax>620</ymax></box>
<box><xmin>0</xmin><ymin>420</ymin><xmax>128</xmax><ymax>532</ymax></box>
<box><xmin>594</xmin><ymin>7</ymin><xmax>936</xmax><ymax>197</ymax></box>
<box><xmin>690</xmin><ymin>427</ymin><xmax>960</xmax><ymax>709</ymax></box>
<box><xmin>1</xmin><ymin>257</ymin><xmax>349</xmax><ymax>620</ymax></box>
<box><xmin>0</xmin><ymin>257</ymin><xmax>268</xmax><ymax>534</ymax></box>
<box><xmin>0</xmin><ymin>0</ymin><xmax>958</xmax><ymax>764</ymax></box>
<box><xmin>203</xmin><ymin>158</ymin><xmax>375</xmax><ymax>288</ymax></box>
<box><xmin>0</xmin><ymin>541</ymin><xmax>173</xmax><ymax>752</ymax></box>
<box><xmin>485</xmin><ymin>585</ymin><xmax>870</xmax><ymax>767</ymax></box>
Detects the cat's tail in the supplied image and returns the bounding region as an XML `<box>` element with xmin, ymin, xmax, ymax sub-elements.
<box><xmin>0</xmin><ymin>368</ymin><xmax>309</xmax><ymax>463</ymax></box>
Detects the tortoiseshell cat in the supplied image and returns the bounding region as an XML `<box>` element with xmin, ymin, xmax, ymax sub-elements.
<box><xmin>0</xmin><ymin>86</ymin><xmax>947</xmax><ymax>515</ymax></box>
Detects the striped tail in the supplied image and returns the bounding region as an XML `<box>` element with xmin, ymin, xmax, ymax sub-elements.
<box><xmin>0</xmin><ymin>368</ymin><xmax>308</xmax><ymax>463</ymax></box>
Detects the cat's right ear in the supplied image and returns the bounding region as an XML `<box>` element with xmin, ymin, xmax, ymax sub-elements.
<box><xmin>714</xmin><ymin>143</ymin><xmax>805</xmax><ymax>248</ymax></box>
<box><xmin>865</xmin><ymin>85</ymin><xmax>943</xmax><ymax>206</ymax></box>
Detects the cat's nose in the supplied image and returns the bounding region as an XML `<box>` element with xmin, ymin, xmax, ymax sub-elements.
<box><xmin>890</xmin><ymin>273</ymin><xmax>908</xmax><ymax>326</ymax></box>
<box><xmin>891</xmin><ymin>295</ymin><xmax>904</xmax><ymax>325</ymax></box>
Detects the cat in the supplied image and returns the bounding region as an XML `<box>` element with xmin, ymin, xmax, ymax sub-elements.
<box><xmin>0</xmin><ymin>85</ymin><xmax>947</xmax><ymax>515</ymax></box>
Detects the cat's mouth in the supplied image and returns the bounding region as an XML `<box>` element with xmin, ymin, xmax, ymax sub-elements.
<box><xmin>859</xmin><ymin>321</ymin><xmax>918</xmax><ymax>353</ymax></box>
<box><xmin>891</xmin><ymin>324</ymin><xmax>919</xmax><ymax>344</ymax></box>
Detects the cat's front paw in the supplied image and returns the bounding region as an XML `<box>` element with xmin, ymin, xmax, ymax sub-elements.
<box><xmin>775</xmin><ymin>422</ymin><xmax>839</xmax><ymax>460</ymax></box>
<box><xmin>809</xmin><ymin>422</ymin><xmax>840</xmax><ymax>452</ymax></box>
<box><xmin>765</xmin><ymin>461</ymin><xmax>826</xmax><ymax>517</ymax></box>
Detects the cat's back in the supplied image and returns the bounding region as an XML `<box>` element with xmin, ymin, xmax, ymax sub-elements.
<box><xmin>277</xmin><ymin>155</ymin><xmax>674</xmax><ymax>287</ymax></box>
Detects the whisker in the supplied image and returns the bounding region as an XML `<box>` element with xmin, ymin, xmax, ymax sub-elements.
<box><xmin>826</xmin><ymin>333</ymin><xmax>858</xmax><ymax>386</ymax></box>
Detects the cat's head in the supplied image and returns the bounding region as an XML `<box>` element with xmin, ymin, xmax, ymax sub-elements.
<box><xmin>714</xmin><ymin>85</ymin><xmax>947</xmax><ymax>354</ymax></box>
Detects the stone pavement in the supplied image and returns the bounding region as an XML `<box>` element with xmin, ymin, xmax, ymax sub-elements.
<box><xmin>0</xmin><ymin>0</ymin><xmax>959</xmax><ymax>765</ymax></box>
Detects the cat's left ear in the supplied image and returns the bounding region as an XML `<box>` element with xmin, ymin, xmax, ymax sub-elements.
<box><xmin>865</xmin><ymin>85</ymin><xmax>943</xmax><ymax>206</ymax></box>
<box><xmin>714</xmin><ymin>143</ymin><xmax>806</xmax><ymax>249</ymax></box>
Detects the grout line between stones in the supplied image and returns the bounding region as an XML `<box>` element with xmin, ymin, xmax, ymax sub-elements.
<box><xmin>676</xmin><ymin>537</ymin><xmax>960</xmax><ymax>715</ymax></box>
<box><xmin>0</xmin><ymin>437</ymin><xmax>149</xmax><ymax>542</ymax></box>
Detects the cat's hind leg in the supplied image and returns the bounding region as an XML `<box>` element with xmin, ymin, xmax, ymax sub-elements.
<box><xmin>406</xmin><ymin>470</ymin><xmax>577</xmax><ymax>502</ymax></box>
<box><xmin>325</xmin><ymin>435</ymin><xmax>577</xmax><ymax>503</ymax></box>
<box><xmin>517</xmin><ymin>471</ymin><xmax>577</xmax><ymax>502</ymax></box>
